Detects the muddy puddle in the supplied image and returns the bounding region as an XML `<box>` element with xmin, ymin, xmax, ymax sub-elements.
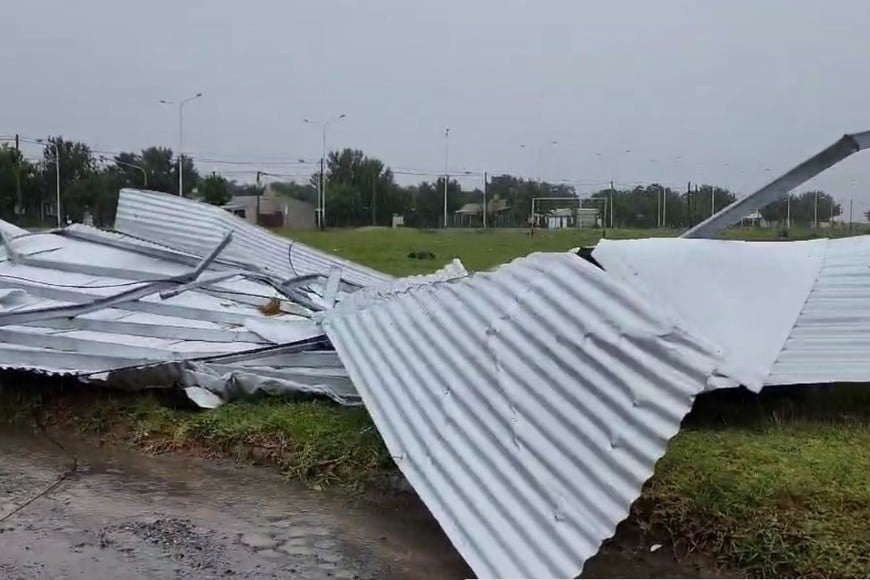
<box><xmin>0</xmin><ymin>428</ymin><xmax>471</xmax><ymax>579</ymax></box>
<box><xmin>0</xmin><ymin>427</ymin><xmax>718</xmax><ymax>579</ymax></box>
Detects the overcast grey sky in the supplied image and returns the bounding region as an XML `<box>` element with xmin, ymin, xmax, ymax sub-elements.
<box><xmin>3</xmin><ymin>0</ymin><xmax>870</xmax><ymax>211</ymax></box>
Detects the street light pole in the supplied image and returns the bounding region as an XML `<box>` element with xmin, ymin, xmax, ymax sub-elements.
<box><xmin>54</xmin><ymin>149</ymin><xmax>59</xmax><ymax>227</ymax></box>
<box><xmin>711</xmin><ymin>186</ymin><xmax>715</xmax><ymax>218</ymax></box>
<box><xmin>32</xmin><ymin>138</ymin><xmax>61</xmax><ymax>228</ymax></box>
<box><xmin>520</xmin><ymin>141</ymin><xmax>558</xmax><ymax>182</ymax></box>
<box><xmin>443</xmin><ymin>128</ymin><xmax>449</xmax><ymax>228</ymax></box>
<box><xmin>160</xmin><ymin>92</ymin><xmax>202</xmax><ymax>196</ymax></box>
<box><xmin>537</xmin><ymin>140</ymin><xmax>557</xmax><ymax>182</ymax></box>
<box><xmin>594</xmin><ymin>149</ymin><xmax>630</xmax><ymax>229</ymax></box>
<box><xmin>321</xmin><ymin>124</ymin><xmax>327</xmax><ymax>228</ymax></box>
<box><xmin>305</xmin><ymin>113</ymin><xmax>346</xmax><ymax>230</ymax></box>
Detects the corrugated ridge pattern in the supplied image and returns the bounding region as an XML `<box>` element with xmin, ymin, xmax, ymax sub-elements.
<box><xmin>114</xmin><ymin>189</ymin><xmax>390</xmax><ymax>287</ymax></box>
<box><xmin>768</xmin><ymin>236</ymin><xmax>870</xmax><ymax>384</ymax></box>
<box><xmin>323</xmin><ymin>252</ymin><xmax>719</xmax><ymax>578</ymax></box>
<box><xmin>64</xmin><ymin>224</ymin><xmax>203</xmax><ymax>257</ymax></box>
<box><xmin>328</xmin><ymin>258</ymin><xmax>468</xmax><ymax>313</ymax></box>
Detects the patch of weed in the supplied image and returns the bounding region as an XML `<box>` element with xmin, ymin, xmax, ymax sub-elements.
<box><xmin>642</xmin><ymin>423</ymin><xmax>870</xmax><ymax>577</ymax></box>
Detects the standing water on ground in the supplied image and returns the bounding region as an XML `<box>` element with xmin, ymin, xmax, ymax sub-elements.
<box><xmin>0</xmin><ymin>429</ymin><xmax>470</xmax><ymax>579</ymax></box>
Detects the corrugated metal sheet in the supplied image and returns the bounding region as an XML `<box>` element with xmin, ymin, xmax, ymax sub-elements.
<box><xmin>322</xmin><ymin>252</ymin><xmax>721</xmax><ymax>579</ymax></box>
<box><xmin>768</xmin><ymin>235</ymin><xmax>870</xmax><ymax>384</ymax></box>
<box><xmin>324</xmin><ymin>258</ymin><xmax>468</xmax><ymax>313</ymax></box>
<box><xmin>593</xmin><ymin>235</ymin><xmax>870</xmax><ymax>389</ymax></box>
<box><xmin>114</xmin><ymin>189</ymin><xmax>390</xmax><ymax>287</ymax></box>
<box><xmin>0</xmin><ymin>224</ymin><xmax>356</xmax><ymax>406</ymax></box>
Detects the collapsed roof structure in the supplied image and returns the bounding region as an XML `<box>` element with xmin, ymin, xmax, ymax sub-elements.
<box><xmin>2</xmin><ymin>130</ymin><xmax>868</xmax><ymax>578</ymax></box>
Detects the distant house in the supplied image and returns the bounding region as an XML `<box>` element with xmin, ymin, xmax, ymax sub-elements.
<box><xmin>576</xmin><ymin>207</ymin><xmax>600</xmax><ymax>228</ymax></box>
<box><xmin>544</xmin><ymin>207</ymin><xmax>600</xmax><ymax>229</ymax></box>
<box><xmin>546</xmin><ymin>207</ymin><xmax>574</xmax><ymax>229</ymax></box>
<box><xmin>222</xmin><ymin>184</ymin><xmax>316</xmax><ymax>229</ymax></box>
<box><xmin>453</xmin><ymin>197</ymin><xmax>511</xmax><ymax>227</ymax></box>
<box><xmin>740</xmin><ymin>210</ymin><xmax>771</xmax><ymax>228</ymax></box>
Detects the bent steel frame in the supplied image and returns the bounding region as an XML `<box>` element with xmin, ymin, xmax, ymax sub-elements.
<box><xmin>683</xmin><ymin>130</ymin><xmax>870</xmax><ymax>238</ymax></box>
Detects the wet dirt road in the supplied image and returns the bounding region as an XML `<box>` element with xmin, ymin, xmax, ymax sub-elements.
<box><xmin>0</xmin><ymin>429</ymin><xmax>472</xmax><ymax>580</ymax></box>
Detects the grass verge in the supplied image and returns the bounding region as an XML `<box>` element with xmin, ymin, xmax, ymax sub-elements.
<box><xmin>0</xmin><ymin>386</ymin><xmax>391</xmax><ymax>490</ymax></box>
<box><xmin>641</xmin><ymin>422</ymin><xmax>870</xmax><ymax>577</ymax></box>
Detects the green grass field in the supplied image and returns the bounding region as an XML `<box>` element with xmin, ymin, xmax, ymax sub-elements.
<box><xmin>283</xmin><ymin>225</ymin><xmax>868</xmax><ymax>275</ymax></box>
<box><xmin>3</xmin><ymin>224</ymin><xmax>870</xmax><ymax>577</ymax></box>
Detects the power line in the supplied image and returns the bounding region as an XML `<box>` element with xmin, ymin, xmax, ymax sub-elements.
<box><xmin>190</xmin><ymin>157</ymin><xmax>318</xmax><ymax>166</ymax></box>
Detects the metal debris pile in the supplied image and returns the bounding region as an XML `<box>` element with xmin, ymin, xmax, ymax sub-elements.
<box><xmin>3</xmin><ymin>130</ymin><xmax>870</xmax><ymax>579</ymax></box>
<box><xmin>0</xmin><ymin>189</ymin><xmax>407</xmax><ymax>408</ymax></box>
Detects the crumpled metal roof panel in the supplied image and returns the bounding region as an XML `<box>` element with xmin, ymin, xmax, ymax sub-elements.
<box><xmin>114</xmin><ymin>189</ymin><xmax>391</xmax><ymax>287</ymax></box>
<box><xmin>768</xmin><ymin>235</ymin><xmax>870</xmax><ymax>384</ymax></box>
<box><xmin>0</xmin><ymin>225</ymin><xmax>353</xmax><ymax>405</ymax></box>
<box><xmin>593</xmin><ymin>235</ymin><xmax>870</xmax><ymax>389</ymax></box>
<box><xmin>323</xmin><ymin>252</ymin><xmax>720</xmax><ymax>578</ymax></box>
<box><xmin>592</xmin><ymin>237</ymin><xmax>827</xmax><ymax>390</ymax></box>
<box><xmin>325</xmin><ymin>258</ymin><xmax>468</xmax><ymax>313</ymax></box>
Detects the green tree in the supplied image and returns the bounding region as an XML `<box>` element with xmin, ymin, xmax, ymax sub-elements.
<box><xmin>111</xmin><ymin>152</ymin><xmax>149</xmax><ymax>188</ymax></box>
<box><xmin>41</xmin><ymin>137</ymin><xmax>97</xmax><ymax>222</ymax></box>
<box><xmin>120</xmin><ymin>146</ymin><xmax>199</xmax><ymax>195</ymax></box>
<box><xmin>198</xmin><ymin>174</ymin><xmax>231</xmax><ymax>206</ymax></box>
<box><xmin>486</xmin><ymin>174</ymin><xmax>577</xmax><ymax>225</ymax></box>
<box><xmin>138</xmin><ymin>147</ymin><xmax>175</xmax><ymax>193</ymax></box>
<box><xmin>760</xmin><ymin>190</ymin><xmax>840</xmax><ymax>227</ymax></box>
<box><xmin>314</xmin><ymin>148</ymin><xmax>403</xmax><ymax>227</ymax></box>
<box><xmin>0</xmin><ymin>145</ymin><xmax>41</xmax><ymax>222</ymax></box>
<box><xmin>683</xmin><ymin>185</ymin><xmax>737</xmax><ymax>227</ymax></box>
<box><xmin>403</xmin><ymin>178</ymin><xmax>465</xmax><ymax>228</ymax></box>
<box><xmin>64</xmin><ymin>168</ymin><xmax>123</xmax><ymax>226</ymax></box>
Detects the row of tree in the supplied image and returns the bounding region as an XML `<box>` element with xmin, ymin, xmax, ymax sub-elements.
<box><xmin>0</xmin><ymin>137</ymin><xmax>250</xmax><ymax>226</ymax></box>
<box><xmin>0</xmin><ymin>138</ymin><xmax>847</xmax><ymax>229</ymax></box>
<box><xmin>294</xmin><ymin>149</ymin><xmax>843</xmax><ymax>229</ymax></box>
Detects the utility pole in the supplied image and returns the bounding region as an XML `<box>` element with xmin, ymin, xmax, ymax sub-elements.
<box><xmin>443</xmin><ymin>128</ymin><xmax>449</xmax><ymax>228</ymax></box>
<box><xmin>710</xmin><ymin>185</ymin><xmax>715</xmax><ymax>218</ymax></box>
<box><xmin>34</xmin><ymin>138</ymin><xmax>62</xmax><ymax>228</ymax></box>
<box><xmin>160</xmin><ymin>92</ymin><xmax>203</xmax><ymax>197</ymax></box>
<box><xmin>849</xmin><ymin>198</ymin><xmax>854</xmax><ymax>232</ymax></box>
<box><xmin>178</xmin><ymin>104</ymin><xmax>184</xmax><ymax>196</ymax></box>
<box><xmin>320</xmin><ymin>130</ymin><xmax>326</xmax><ymax>230</ymax></box>
<box><xmin>662</xmin><ymin>185</ymin><xmax>667</xmax><ymax>228</ymax></box>
<box><xmin>609</xmin><ymin>180</ymin><xmax>615</xmax><ymax>229</ymax></box>
<box><xmin>256</xmin><ymin>171</ymin><xmax>262</xmax><ymax>224</ymax></box>
<box><xmin>814</xmin><ymin>191</ymin><xmax>819</xmax><ymax>229</ymax></box>
<box><xmin>482</xmin><ymin>171</ymin><xmax>488</xmax><ymax>229</ymax></box>
<box><xmin>372</xmin><ymin>175</ymin><xmax>376</xmax><ymax>226</ymax></box>
<box><xmin>657</xmin><ymin>185</ymin><xmax>661</xmax><ymax>228</ymax></box>
<box><xmin>318</xmin><ymin>149</ymin><xmax>325</xmax><ymax>229</ymax></box>
<box><xmin>303</xmin><ymin>113</ymin><xmax>346</xmax><ymax>230</ymax></box>
<box><xmin>14</xmin><ymin>134</ymin><xmax>22</xmax><ymax>217</ymax></box>
<box><xmin>686</xmin><ymin>182</ymin><xmax>692</xmax><ymax>226</ymax></box>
